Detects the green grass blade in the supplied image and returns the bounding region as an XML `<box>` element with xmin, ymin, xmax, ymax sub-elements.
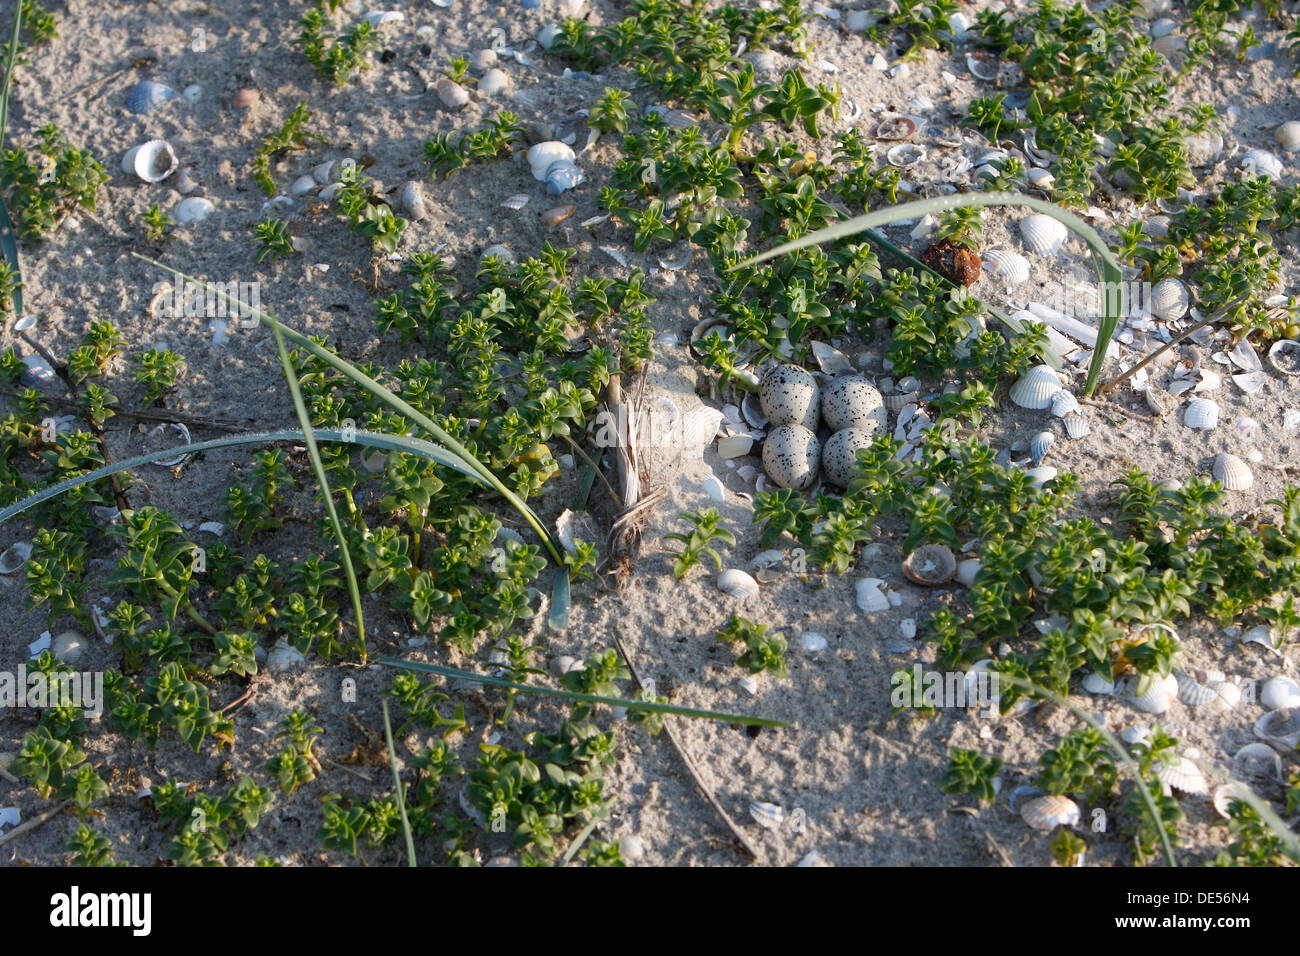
<box><xmin>0</xmin><ymin>427</ymin><xmax>484</xmax><ymax>525</ymax></box>
<box><xmin>378</xmin><ymin>656</ymin><xmax>790</xmax><ymax>727</ymax></box>
<box><xmin>0</xmin><ymin>1</ymin><xmax>25</xmax><ymax>317</ymax></box>
<box><xmin>270</xmin><ymin>321</ymin><xmax>367</xmax><ymax>658</ymax></box>
<box><xmin>132</xmin><ymin>254</ymin><xmax>566</xmax><ymax>564</ymax></box>
<box><xmin>381</xmin><ymin>700</ymin><xmax>418</xmax><ymax>867</ymax></box>
<box><xmin>734</xmin><ymin>192</ymin><xmax>1121</xmax><ymax>394</ymax></box>
<box><xmin>0</xmin><ymin>0</ymin><xmax>22</xmax><ymax>143</ymax></box>
<box><xmin>549</xmin><ymin>564</ymin><xmax>571</xmax><ymax>631</ymax></box>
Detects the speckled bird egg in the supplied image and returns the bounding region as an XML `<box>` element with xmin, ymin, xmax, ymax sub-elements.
<box><xmin>820</xmin><ymin>377</ymin><xmax>887</xmax><ymax>432</ymax></box>
<box><xmin>759</xmin><ymin>364</ymin><xmax>820</xmax><ymax>430</ymax></box>
<box><xmin>821</xmin><ymin>428</ymin><xmax>875</xmax><ymax>487</ymax></box>
<box><xmin>762</xmin><ymin>424</ymin><xmax>820</xmax><ymax>490</ymax></box>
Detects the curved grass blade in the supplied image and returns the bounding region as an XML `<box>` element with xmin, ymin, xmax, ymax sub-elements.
<box><xmin>0</xmin><ymin>1</ymin><xmax>24</xmax><ymax>317</ymax></box>
<box><xmin>131</xmin><ymin>254</ymin><xmax>566</xmax><ymax>564</ymax></box>
<box><xmin>0</xmin><ymin>427</ymin><xmax>484</xmax><ymax>524</ymax></box>
<box><xmin>378</xmin><ymin>656</ymin><xmax>789</xmax><ymax>727</ymax></box>
<box><xmin>381</xmin><ymin>700</ymin><xmax>418</xmax><ymax>867</ymax></box>
<box><xmin>733</xmin><ymin>192</ymin><xmax>1122</xmax><ymax>394</ymax></box>
<box><xmin>270</xmin><ymin>320</ymin><xmax>367</xmax><ymax>658</ymax></box>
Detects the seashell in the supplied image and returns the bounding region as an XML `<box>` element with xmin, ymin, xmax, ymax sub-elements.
<box><xmin>1212</xmin><ymin>782</ymin><xmax>1255</xmax><ymax>819</ymax></box>
<box><xmin>400</xmin><ymin>181</ymin><xmax>428</xmax><ymax>220</ymax></box>
<box><xmin>1026</xmin><ymin>167</ymin><xmax>1054</xmax><ymax>189</ymax></box>
<box><xmin>1275</xmin><ymin>121</ymin><xmax>1300</xmax><ymax>152</ymax></box>
<box><xmin>183</xmin><ymin>83</ymin><xmax>201</xmax><ymax>102</ymax></box>
<box><xmin>1128</xmin><ymin>672</ymin><xmax>1178</xmax><ymax>714</ymax></box>
<box><xmin>126</xmin><ymin>80</ymin><xmax>176</xmax><ymax>114</ymax></box>
<box><xmin>679</xmin><ymin>405</ymin><xmax>723</xmax><ymax>458</ymax></box>
<box><xmin>901</xmin><ymin>545</ymin><xmax>956</xmax><ymax>586</ymax></box>
<box><xmin>761</xmin><ymin>364</ymin><xmax>820</xmax><ymax>430</ymax></box>
<box><xmin>1240</xmin><ymin>148</ymin><xmax>1284</xmax><ymax>181</ymax></box>
<box><xmin>801</xmin><ymin>632</ymin><xmax>828</xmax><ymax>653</ymax></box>
<box><xmin>527</xmin><ymin>141</ymin><xmax>576</xmax><ymax>181</ymax></box>
<box><xmin>749</xmin><ymin>801</ymin><xmax>785</xmax><ymax>829</ymax></box>
<box><xmin>738</xmin><ymin>673</ymin><xmax>760</xmax><ymax>695</ymax></box>
<box><xmin>1182</xmin><ymin>397</ymin><xmax>1219</xmax><ymax>430</ymax></box>
<box><xmin>1029</xmin><ymin>430</ymin><xmax>1054</xmax><ymax>464</ymax></box>
<box><xmin>232</xmin><ymin>88</ymin><xmax>259</xmax><ymax>110</ymax></box>
<box><xmin>1025</xmin><ymin>465</ymin><xmax>1057</xmax><ymax>487</ymax></box>
<box><xmin>820</xmin><ymin>377</ymin><xmax>886</xmax><ymax>433</ymax></box>
<box><xmin>1082</xmin><ymin>672</ymin><xmax>1117</xmax><ymax>695</ymax></box>
<box><xmin>123</xmin><ymin>140</ymin><xmax>178</xmax><ymax>183</ymax></box>
<box><xmin>1260</xmin><ymin>676</ymin><xmax>1300</xmax><ymax>711</ymax></box>
<box><xmin>1253</xmin><ymin>707</ymin><xmax>1300</xmax><ymax>750</ymax></box>
<box><xmin>810</xmin><ymin>340</ymin><xmax>853</xmax><ymax>375</ymax></box>
<box><xmin>1120</xmin><ymin>724</ymin><xmax>1150</xmax><ymax>745</ymax></box>
<box><xmin>1149</xmin><ymin>277</ymin><xmax>1188</xmax><ymax>321</ymax></box>
<box><xmin>718</xmin><ymin>568</ymin><xmax>760</xmax><ymax>601</ymax></box>
<box><xmin>312</xmin><ymin>161</ymin><xmax>338</xmax><ymax>185</ymax></box>
<box><xmin>1019</xmin><ymin>214</ymin><xmax>1068</xmax><ymax>256</ymax></box>
<box><xmin>1232</xmin><ymin>742</ymin><xmax>1283</xmax><ymax>783</ymax></box>
<box><xmin>955</xmin><ymin>558</ymin><xmax>981</xmax><ymax>587</ymax></box>
<box><xmin>1020</xmin><ymin>794</ymin><xmax>1080</xmax><ymax>831</ymax></box>
<box><xmin>544</xmin><ymin>160</ymin><xmax>586</xmax><ymax>196</ymax></box>
<box><xmin>1228</xmin><ymin>338</ymin><xmax>1263</xmax><ymax>372</ymax></box>
<box><xmin>1155</xmin><ymin>754</ymin><xmax>1208</xmax><ymax>796</ymax></box>
<box><xmin>1267</xmin><ymin>339</ymin><xmax>1299</xmax><ymax>377</ymax></box>
<box><xmin>1175</xmin><ymin>672</ymin><xmax>1218</xmax><ymax>707</ymax></box>
<box><xmin>290</xmin><ymin>174</ymin><xmax>317</xmax><ymax>197</ymax></box>
<box><xmin>435</xmin><ymin>77</ymin><xmax>470</xmax><ymax>110</ymax></box>
<box><xmin>741</xmin><ymin>392</ymin><xmax>768</xmax><ymax>429</ymax></box>
<box><xmin>1241</xmin><ymin>624</ymin><xmax>1281</xmax><ymax>653</ymax></box>
<box><xmin>1062</xmin><ymin>414</ymin><xmax>1090</xmax><ymax>439</ymax></box>
<box><xmin>51</xmin><ymin>630</ymin><xmax>85</xmax><ymax>665</ymax></box>
<box><xmin>539</xmin><ymin>203</ymin><xmax>576</xmax><ymax>228</ymax></box>
<box><xmin>966</xmin><ymin>52</ymin><xmax>998</xmax><ymax>81</ymax></box>
<box><xmin>1153</xmin><ymin>33</ymin><xmax>1185</xmax><ymax>56</ymax></box>
<box><xmin>1009</xmin><ymin>365</ymin><xmax>1062</xmax><ymax>409</ymax></box>
<box><xmin>619</xmin><ymin>834</ymin><xmax>645</xmax><ymax>862</ymax></box>
<box><xmin>856</xmin><ymin>578</ymin><xmax>890</xmax><ymax>612</ymax></box>
<box><xmin>481</xmin><ymin>243</ymin><xmax>515</xmax><ymax>264</ymax></box>
<box><xmin>1207</xmin><ymin>680</ymin><xmax>1241</xmax><ymax>712</ymax></box>
<box><xmin>982</xmin><ymin>249</ymin><xmax>1031</xmax><ymax>285</ymax></box>
<box><xmin>899</xmin><ymin>619</ymin><xmax>917</xmax><ymax>640</ymax></box>
<box><xmin>1231</xmin><ymin>370</ymin><xmax>1267</xmax><ymax>394</ymax></box>
<box><xmin>0</xmin><ymin>541</ymin><xmax>31</xmax><ymax>574</ymax></box>
<box><xmin>717</xmin><ymin>434</ymin><xmax>754</xmax><ymax>459</ymax></box>
<box><xmin>361</xmin><ymin>10</ymin><xmax>405</xmax><ymax>27</ymax></box>
<box><xmin>174</xmin><ymin>196</ymin><xmax>215</xmax><ymax>225</ymax></box>
<box><xmin>821</xmin><ymin>427</ymin><xmax>874</xmax><ymax>487</ymax></box>
<box><xmin>886</xmin><ymin>143</ymin><xmax>926</xmax><ymax>167</ymax></box>
<box><xmin>479</xmin><ymin>68</ymin><xmax>511</xmax><ymax>97</ymax></box>
<box><xmin>1211</xmin><ymin>453</ymin><xmax>1252</xmax><ymax>491</ymax></box>
<box><xmin>267</xmin><ymin>639</ymin><xmax>307</xmax><ymax>674</ymax></box>
<box><xmin>500</xmin><ymin>193</ymin><xmax>530</xmax><ymax>210</ymax></box>
<box><xmin>20</xmin><ymin>353</ymin><xmax>55</xmax><ymax>385</ymax></box>
<box><xmin>658</xmin><ymin>245</ymin><xmax>692</xmax><ymax>271</ymax></box>
<box><xmin>762</xmin><ymin>423</ymin><xmax>819</xmax><ymax>490</ymax></box>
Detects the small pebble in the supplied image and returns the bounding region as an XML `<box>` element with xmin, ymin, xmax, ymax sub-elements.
<box><xmin>232</xmin><ymin>88</ymin><xmax>259</xmax><ymax>110</ymax></box>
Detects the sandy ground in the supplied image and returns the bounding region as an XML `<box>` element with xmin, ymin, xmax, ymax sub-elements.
<box><xmin>0</xmin><ymin>0</ymin><xmax>1297</xmax><ymax>866</ymax></box>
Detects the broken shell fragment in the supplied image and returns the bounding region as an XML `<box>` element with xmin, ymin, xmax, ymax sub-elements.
<box><xmin>1049</xmin><ymin>389</ymin><xmax>1079</xmax><ymax>418</ymax></box>
<box><xmin>1240</xmin><ymin>148</ymin><xmax>1284</xmax><ymax>181</ymax></box>
<box><xmin>0</xmin><ymin>541</ymin><xmax>31</xmax><ymax>574</ymax></box>
<box><xmin>1253</xmin><ymin>707</ymin><xmax>1300</xmax><ymax>750</ymax></box>
<box><xmin>856</xmin><ymin>578</ymin><xmax>891</xmax><ymax>612</ymax></box>
<box><xmin>901</xmin><ymin>545</ymin><xmax>956</xmax><ymax>586</ymax></box>
<box><xmin>544</xmin><ymin>160</ymin><xmax>586</xmax><ymax>196</ymax></box>
<box><xmin>718</xmin><ymin>568</ymin><xmax>760</xmax><ymax>601</ymax></box>
<box><xmin>749</xmin><ymin>801</ymin><xmax>785</xmax><ymax>829</ymax></box>
<box><xmin>1211</xmin><ymin>453</ymin><xmax>1253</xmax><ymax>491</ymax></box>
<box><xmin>1232</xmin><ymin>742</ymin><xmax>1283</xmax><ymax>783</ymax></box>
<box><xmin>1020</xmin><ymin>794</ymin><xmax>1080</xmax><ymax>831</ymax></box>
<box><xmin>174</xmin><ymin>196</ymin><xmax>215</xmax><ymax>225</ymax></box>
<box><xmin>400</xmin><ymin>181</ymin><xmax>428</xmax><ymax>220</ymax></box>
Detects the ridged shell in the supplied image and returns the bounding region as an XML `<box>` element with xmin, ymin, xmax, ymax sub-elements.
<box><xmin>1029</xmin><ymin>430</ymin><xmax>1054</xmax><ymax>464</ymax></box>
<box><xmin>760</xmin><ymin>364</ymin><xmax>821</xmax><ymax>430</ymax></box>
<box><xmin>1020</xmin><ymin>794</ymin><xmax>1080</xmax><ymax>831</ymax></box>
<box><xmin>1149</xmin><ymin>277</ymin><xmax>1189</xmax><ymax>321</ymax></box>
<box><xmin>1009</xmin><ymin>365</ymin><xmax>1062</xmax><ymax>409</ymax></box>
<box><xmin>1260</xmin><ymin>676</ymin><xmax>1300</xmax><ymax>710</ymax></box>
<box><xmin>678</xmin><ymin>406</ymin><xmax>723</xmax><ymax>459</ymax></box>
<box><xmin>0</xmin><ymin>541</ymin><xmax>31</xmax><ymax>574</ymax></box>
<box><xmin>902</xmin><ymin>545</ymin><xmax>956</xmax><ymax>586</ymax></box>
<box><xmin>1211</xmin><ymin>453</ymin><xmax>1252</xmax><ymax>491</ymax></box>
<box><xmin>126</xmin><ymin>80</ymin><xmax>176</xmax><ymax>114</ymax></box>
<box><xmin>1063</xmin><ymin>414</ymin><xmax>1091</xmax><ymax>439</ymax></box>
<box><xmin>527</xmin><ymin>141</ymin><xmax>575</xmax><ymax>181</ymax></box>
<box><xmin>1049</xmin><ymin>389</ymin><xmax>1079</xmax><ymax>417</ymax></box>
<box><xmin>821</xmin><ymin>377</ymin><xmax>887</xmax><ymax>432</ymax></box>
<box><xmin>1175</xmin><ymin>672</ymin><xmax>1218</xmax><ymax>707</ymax></box>
<box><xmin>761</xmin><ymin>424</ymin><xmax>819</xmax><ymax>490</ymax></box>
<box><xmin>1254</xmin><ymin>707</ymin><xmax>1300</xmax><ymax>749</ymax></box>
<box><xmin>821</xmin><ymin>427</ymin><xmax>874</xmax><ymax>487</ymax></box>
<box><xmin>718</xmin><ymin>568</ymin><xmax>760</xmax><ymax>600</ymax></box>
<box><xmin>855</xmin><ymin>578</ymin><xmax>890</xmax><ymax>612</ymax></box>
<box><xmin>500</xmin><ymin>193</ymin><xmax>530</xmax><ymax>210</ymax></box>
<box><xmin>982</xmin><ymin>249</ymin><xmax>1030</xmax><ymax>284</ymax></box>
<box><xmin>1129</xmin><ymin>672</ymin><xmax>1178</xmax><ymax>714</ymax></box>
<box><xmin>749</xmin><ymin>801</ymin><xmax>785</xmax><ymax>829</ymax></box>
<box><xmin>1019</xmin><ymin>214</ymin><xmax>1068</xmax><ymax>255</ymax></box>
<box><xmin>1275</xmin><ymin>121</ymin><xmax>1300</xmax><ymax>152</ymax></box>
<box><xmin>1155</xmin><ymin>754</ymin><xmax>1208</xmax><ymax>796</ymax></box>
<box><xmin>1182</xmin><ymin>397</ymin><xmax>1219</xmax><ymax>430</ymax></box>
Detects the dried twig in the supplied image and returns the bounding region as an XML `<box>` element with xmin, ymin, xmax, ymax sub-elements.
<box><xmin>0</xmin><ymin>800</ymin><xmax>72</xmax><ymax>847</ymax></box>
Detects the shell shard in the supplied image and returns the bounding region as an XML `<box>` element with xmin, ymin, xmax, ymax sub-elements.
<box><xmin>1260</xmin><ymin>677</ymin><xmax>1300</xmax><ymax>711</ymax></box>
<box><xmin>1063</xmin><ymin>414</ymin><xmax>1091</xmax><ymax>439</ymax></box>
<box><xmin>749</xmin><ymin>801</ymin><xmax>785</xmax><ymax>829</ymax></box>
<box><xmin>1049</xmin><ymin>389</ymin><xmax>1079</xmax><ymax>418</ymax></box>
<box><xmin>174</xmin><ymin>197</ymin><xmax>215</xmax><ymax>225</ymax></box>
<box><xmin>1232</xmin><ymin>742</ymin><xmax>1283</xmax><ymax>783</ymax></box>
<box><xmin>1019</xmin><ymin>214</ymin><xmax>1068</xmax><ymax>255</ymax></box>
<box><xmin>0</xmin><ymin>541</ymin><xmax>31</xmax><ymax>574</ymax></box>
<box><xmin>810</xmin><ymin>340</ymin><xmax>853</xmax><ymax>375</ymax></box>
<box><xmin>1009</xmin><ymin>365</ymin><xmax>1062</xmax><ymax>409</ymax></box>
<box><xmin>1020</xmin><ymin>794</ymin><xmax>1080</xmax><ymax>831</ymax></box>
<box><xmin>1254</xmin><ymin>707</ymin><xmax>1300</xmax><ymax>750</ymax></box>
<box><xmin>718</xmin><ymin>568</ymin><xmax>760</xmax><ymax>600</ymax></box>
<box><xmin>856</xmin><ymin>578</ymin><xmax>890</xmax><ymax>612</ymax></box>
<box><xmin>1211</xmin><ymin>453</ymin><xmax>1253</xmax><ymax>491</ymax></box>
<box><xmin>1182</xmin><ymin>397</ymin><xmax>1219</xmax><ymax>430</ymax></box>
<box><xmin>545</xmin><ymin>160</ymin><xmax>586</xmax><ymax>196</ymax></box>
